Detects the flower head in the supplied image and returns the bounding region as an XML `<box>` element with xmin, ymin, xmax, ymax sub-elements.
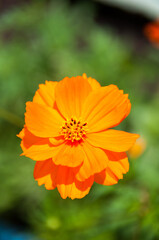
<box><xmin>18</xmin><ymin>74</ymin><xmax>139</xmax><ymax>199</ymax></box>
<box><xmin>144</xmin><ymin>20</ymin><xmax>159</xmax><ymax>48</ymax></box>
<box><xmin>128</xmin><ymin>137</ymin><xmax>146</xmax><ymax>159</ymax></box>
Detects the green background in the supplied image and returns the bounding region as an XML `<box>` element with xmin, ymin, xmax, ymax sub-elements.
<box><xmin>0</xmin><ymin>0</ymin><xmax>159</xmax><ymax>239</ymax></box>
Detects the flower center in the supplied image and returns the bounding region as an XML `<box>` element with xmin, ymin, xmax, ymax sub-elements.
<box><xmin>61</xmin><ymin>118</ymin><xmax>87</xmax><ymax>142</ymax></box>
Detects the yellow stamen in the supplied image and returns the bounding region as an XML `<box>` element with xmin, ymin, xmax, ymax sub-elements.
<box><xmin>61</xmin><ymin>118</ymin><xmax>87</xmax><ymax>142</ymax></box>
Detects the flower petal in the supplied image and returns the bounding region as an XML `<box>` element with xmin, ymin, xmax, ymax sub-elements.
<box><xmin>53</xmin><ymin>143</ymin><xmax>84</xmax><ymax>167</ymax></box>
<box><xmin>17</xmin><ymin>128</ymin><xmax>25</xmax><ymax>139</ymax></box>
<box><xmin>34</xmin><ymin>159</ymin><xmax>54</xmax><ymax>179</ymax></box>
<box><xmin>57</xmin><ymin>175</ymin><xmax>93</xmax><ymax>200</ymax></box>
<box><xmin>88</xmin><ymin>97</ymin><xmax>131</xmax><ymax>133</ymax></box>
<box><xmin>57</xmin><ymin>182</ymin><xmax>91</xmax><ymax>199</ymax></box>
<box><xmin>94</xmin><ymin>168</ymin><xmax>118</xmax><ymax>185</ymax></box>
<box><xmin>34</xmin><ymin>160</ymin><xmax>79</xmax><ymax>190</ymax></box>
<box><xmin>106</xmin><ymin>151</ymin><xmax>129</xmax><ymax>179</ymax></box>
<box><xmin>81</xmin><ymin>85</ymin><xmax>117</xmax><ymax>121</ymax></box>
<box><xmin>54</xmin><ymin>165</ymin><xmax>77</xmax><ymax>185</ymax></box>
<box><xmin>94</xmin><ymin>151</ymin><xmax>129</xmax><ymax>185</ymax></box>
<box><xmin>82</xmin><ymin>73</ymin><xmax>101</xmax><ymax>90</ymax></box>
<box><xmin>34</xmin><ymin>159</ymin><xmax>56</xmax><ymax>189</ymax></box>
<box><xmin>37</xmin><ymin>175</ymin><xmax>55</xmax><ymax>190</ymax></box>
<box><xmin>33</xmin><ymin>81</ymin><xmax>57</xmax><ymax>107</ymax></box>
<box><xmin>55</xmin><ymin>76</ymin><xmax>92</xmax><ymax>119</ymax></box>
<box><xmin>49</xmin><ymin>136</ymin><xmax>65</xmax><ymax>146</ymax></box>
<box><xmin>18</xmin><ymin>127</ymin><xmax>43</xmax><ymax>151</ymax></box>
<box><xmin>25</xmin><ymin>102</ymin><xmax>64</xmax><ymax>138</ymax></box>
<box><xmin>82</xmin><ymin>85</ymin><xmax>131</xmax><ymax>132</ymax></box>
<box><xmin>76</xmin><ymin>141</ymin><xmax>108</xmax><ymax>181</ymax></box>
<box><xmin>35</xmin><ymin>159</ymin><xmax>93</xmax><ymax>199</ymax></box>
<box><xmin>75</xmin><ymin>176</ymin><xmax>94</xmax><ymax>192</ymax></box>
<box><xmin>104</xmin><ymin>150</ymin><xmax>127</xmax><ymax>162</ymax></box>
<box><xmin>87</xmin><ymin>129</ymin><xmax>140</xmax><ymax>152</ymax></box>
<box><xmin>23</xmin><ymin>140</ymin><xmax>63</xmax><ymax>161</ymax></box>
<box><xmin>107</xmin><ymin>159</ymin><xmax>129</xmax><ymax>179</ymax></box>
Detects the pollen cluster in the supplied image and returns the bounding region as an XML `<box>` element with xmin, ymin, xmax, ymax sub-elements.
<box><xmin>61</xmin><ymin>118</ymin><xmax>87</xmax><ymax>142</ymax></box>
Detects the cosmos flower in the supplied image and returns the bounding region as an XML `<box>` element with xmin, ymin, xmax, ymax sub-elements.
<box><xmin>128</xmin><ymin>137</ymin><xmax>146</xmax><ymax>159</ymax></box>
<box><xmin>144</xmin><ymin>20</ymin><xmax>159</xmax><ymax>47</ymax></box>
<box><xmin>18</xmin><ymin>74</ymin><xmax>139</xmax><ymax>199</ymax></box>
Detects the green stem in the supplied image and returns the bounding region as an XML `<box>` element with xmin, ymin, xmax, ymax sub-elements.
<box><xmin>0</xmin><ymin>107</ymin><xmax>23</xmax><ymax>128</ymax></box>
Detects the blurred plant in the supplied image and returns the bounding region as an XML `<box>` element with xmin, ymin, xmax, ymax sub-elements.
<box><xmin>0</xmin><ymin>0</ymin><xmax>159</xmax><ymax>239</ymax></box>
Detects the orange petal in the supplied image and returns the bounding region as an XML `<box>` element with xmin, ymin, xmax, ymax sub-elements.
<box><xmin>55</xmin><ymin>165</ymin><xmax>79</xmax><ymax>185</ymax></box>
<box><xmin>23</xmin><ymin>140</ymin><xmax>63</xmax><ymax>161</ymax></box>
<box><xmin>87</xmin><ymin>130</ymin><xmax>140</xmax><ymax>152</ymax></box>
<box><xmin>82</xmin><ymin>85</ymin><xmax>131</xmax><ymax>132</ymax></box>
<box><xmin>76</xmin><ymin>141</ymin><xmax>108</xmax><ymax>181</ymax></box>
<box><xmin>34</xmin><ymin>159</ymin><xmax>78</xmax><ymax>190</ymax></box>
<box><xmin>53</xmin><ymin>143</ymin><xmax>84</xmax><ymax>167</ymax></box>
<box><xmin>34</xmin><ymin>159</ymin><xmax>55</xmax><ymax>179</ymax></box>
<box><xmin>55</xmin><ymin>76</ymin><xmax>91</xmax><ymax>119</ymax></box>
<box><xmin>36</xmin><ymin>175</ymin><xmax>55</xmax><ymax>190</ymax></box>
<box><xmin>94</xmin><ymin>168</ymin><xmax>118</xmax><ymax>185</ymax></box>
<box><xmin>34</xmin><ymin>155</ymin><xmax>85</xmax><ymax>196</ymax></box>
<box><xmin>106</xmin><ymin>151</ymin><xmax>129</xmax><ymax>178</ymax></box>
<box><xmin>75</xmin><ymin>175</ymin><xmax>94</xmax><ymax>191</ymax></box>
<box><xmin>94</xmin><ymin>151</ymin><xmax>129</xmax><ymax>185</ymax></box>
<box><xmin>34</xmin><ymin>159</ymin><xmax>56</xmax><ymax>189</ymax></box>
<box><xmin>54</xmin><ymin>163</ymin><xmax>93</xmax><ymax>189</ymax></box>
<box><xmin>25</xmin><ymin>102</ymin><xmax>64</xmax><ymax>138</ymax></box>
<box><xmin>17</xmin><ymin>128</ymin><xmax>25</xmax><ymax>139</ymax></box>
<box><xmin>33</xmin><ymin>81</ymin><xmax>57</xmax><ymax>107</ymax></box>
<box><xmin>36</xmin><ymin>160</ymin><xmax>93</xmax><ymax>199</ymax></box>
<box><xmin>49</xmin><ymin>136</ymin><xmax>65</xmax><ymax>146</ymax></box>
<box><xmin>57</xmin><ymin>183</ymin><xmax>88</xmax><ymax>199</ymax></box>
<box><xmin>88</xmin><ymin>97</ymin><xmax>131</xmax><ymax>133</ymax></box>
<box><xmin>107</xmin><ymin>160</ymin><xmax>129</xmax><ymax>179</ymax></box>
<box><xmin>82</xmin><ymin>73</ymin><xmax>101</xmax><ymax>90</ymax></box>
<box><xmin>57</xmin><ymin>175</ymin><xmax>93</xmax><ymax>199</ymax></box>
<box><xmin>19</xmin><ymin>127</ymin><xmax>43</xmax><ymax>151</ymax></box>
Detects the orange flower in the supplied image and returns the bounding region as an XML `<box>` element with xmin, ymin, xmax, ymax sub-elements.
<box><xmin>128</xmin><ymin>137</ymin><xmax>146</xmax><ymax>159</ymax></box>
<box><xmin>144</xmin><ymin>20</ymin><xmax>159</xmax><ymax>47</ymax></box>
<box><xmin>18</xmin><ymin>74</ymin><xmax>139</xmax><ymax>199</ymax></box>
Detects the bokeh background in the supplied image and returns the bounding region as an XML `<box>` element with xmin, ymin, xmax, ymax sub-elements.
<box><xmin>0</xmin><ymin>0</ymin><xmax>159</xmax><ymax>239</ymax></box>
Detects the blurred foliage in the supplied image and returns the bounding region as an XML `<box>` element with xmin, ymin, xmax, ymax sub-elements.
<box><xmin>0</xmin><ymin>0</ymin><xmax>159</xmax><ymax>240</ymax></box>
